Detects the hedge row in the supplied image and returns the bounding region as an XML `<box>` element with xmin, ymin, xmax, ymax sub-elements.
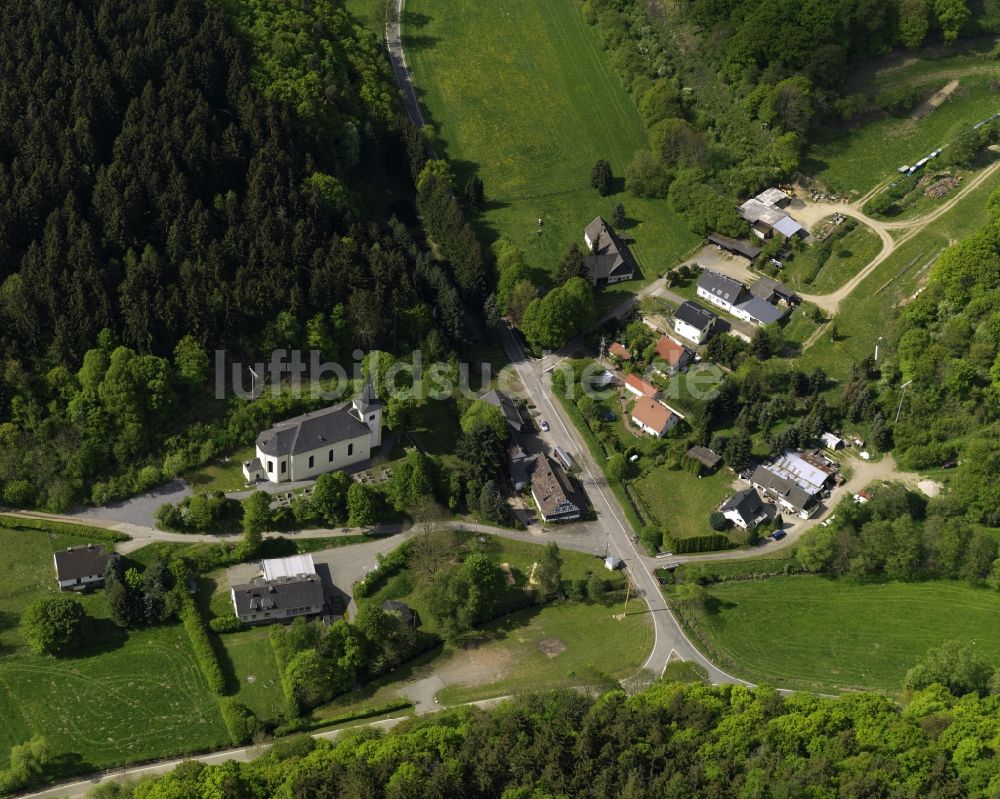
<box><xmin>209</xmin><ymin>614</ymin><xmax>245</xmax><ymax>634</ymax></box>
<box><xmin>272</xmin><ymin>700</ymin><xmax>414</xmax><ymax>737</ymax></box>
<box><xmin>664</xmin><ymin>534</ymin><xmax>735</xmax><ymax>554</ymax></box>
<box><xmin>220</xmin><ymin>697</ymin><xmax>261</xmax><ymax>745</ymax></box>
<box><xmin>180</xmin><ymin>596</ymin><xmax>225</xmax><ymax>695</ymax></box>
<box><xmin>0</xmin><ymin>514</ymin><xmax>129</xmax><ymax>543</ymax></box>
<box><xmin>354</xmin><ymin>544</ymin><xmax>410</xmax><ymax>598</ymax></box>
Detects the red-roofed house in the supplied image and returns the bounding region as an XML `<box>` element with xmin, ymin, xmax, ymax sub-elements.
<box><xmin>608</xmin><ymin>342</ymin><xmax>631</xmax><ymax>361</ymax></box>
<box><xmin>631</xmin><ymin>397</ymin><xmax>684</xmax><ymax>437</ymax></box>
<box><xmin>624</xmin><ymin>373</ymin><xmax>659</xmax><ymax>400</ymax></box>
<box><xmin>652</xmin><ymin>336</ymin><xmax>694</xmax><ymax>377</ymax></box>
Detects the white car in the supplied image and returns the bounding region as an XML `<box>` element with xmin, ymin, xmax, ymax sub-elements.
<box><xmin>539</xmin><ymin>420</ymin><xmax>550</xmax><ymax>432</ymax></box>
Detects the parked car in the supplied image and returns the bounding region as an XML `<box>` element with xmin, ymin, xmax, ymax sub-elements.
<box><xmin>771</xmin><ymin>530</ymin><xmax>787</xmax><ymax>541</ymax></box>
<box><xmin>539</xmin><ymin>419</ymin><xmax>550</xmax><ymax>432</ymax></box>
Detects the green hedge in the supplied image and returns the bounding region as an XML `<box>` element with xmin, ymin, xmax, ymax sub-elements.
<box><xmin>180</xmin><ymin>596</ymin><xmax>225</xmax><ymax>695</ymax></box>
<box><xmin>272</xmin><ymin>700</ymin><xmax>414</xmax><ymax>737</ymax></box>
<box><xmin>0</xmin><ymin>514</ymin><xmax>129</xmax><ymax>543</ymax></box>
<box><xmin>354</xmin><ymin>543</ymin><xmax>410</xmax><ymax>598</ymax></box>
<box><xmin>209</xmin><ymin>614</ymin><xmax>245</xmax><ymax>634</ymax></box>
<box><xmin>663</xmin><ymin>534</ymin><xmax>735</xmax><ymax>554</ymax></box>
<box><xmin>220</xmin><ymin>697</ymin><xmax>261</xmax><ymax>745</ymax></box>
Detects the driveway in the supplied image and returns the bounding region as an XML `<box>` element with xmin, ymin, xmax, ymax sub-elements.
<box><xmin>66</xmin><ymin>480</ymin><xmax>191</xmax><ymax>529</ymax></box>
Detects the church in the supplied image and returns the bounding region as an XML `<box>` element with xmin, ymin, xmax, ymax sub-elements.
<box><xmin>242</xmin><ymin>374</ymin><xmax>383</xmax><ymax>484</ymax></box>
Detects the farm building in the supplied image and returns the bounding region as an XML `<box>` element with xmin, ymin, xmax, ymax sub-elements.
<box><xmin>731</xmin><ymin>296</ymin><xmax>786</xmax><ymax>327</ymax></box>
<box><xmin>707</xmin><ymin>233</ymin><xmax>761</xmax><ymax>261</ymax></box>
<box><xmin>583</xmin><ymin>217</ymin><xmax>635</xmax><ymax>286</ymax></box>
<box><xmin>749</xmin><ymin>277</ymin><xmax>799</xmax><ymax>307</ymax></box>
<box><xmin>686</xmin><ymin>445</ymin><xmax>722</xmax><ymax>472</ymax></box>
<box><xmin>739</xmin><ymin>188</ymin><xmax>807</xmax><ymax>241</ymax></box>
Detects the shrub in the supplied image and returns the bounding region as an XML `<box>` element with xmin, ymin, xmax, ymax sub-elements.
<box><xmin>708</xmin><ymin>511</ymin><xmax>728</xmax><ymax>532</ymax></box>
<box><xmin>209</xmin><ymin>614</ymin><xmax>245</xmax><ymax>634</ymax></box>
<box><xmin>180</xmin><ymin>597</ymin><xmax>224</xmax><ymax>695</ymax></box>
<box><xmin>355</xmin><ymin>543</ymin><xmax>410</xmax><ymax>598</ymax></box>
<box><xmin>20</xmin><ymin>595</ymin><xmax>87</xmax><ymax>656</ymax></box>
<box><xmin>0</xmin><ymin>514</ymin><xmax>128</xmax><ymax>543</ymax></box>
<box><xmin>663</xmin><ymin>534</ymin><xmax>735</xmax><ymax>554</ymax></box>
<box><xmin>220</xmin><ymin>698</ymin><xmax>261</xmax><ymax>745</ymax></box>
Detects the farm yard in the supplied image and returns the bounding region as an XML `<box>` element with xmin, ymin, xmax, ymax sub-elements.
<box><xmin>677</xmin><ymin>576</ymin><xmax>1000</xmax><ymax>693</ymax></box>
<box><xmin>777</xmin><ymin>220</ymin><xmax>884</xmax><ymax>293</ymax></box>
<box><xmin>404</xmin><ymin>0</ymin><xmax>699</xmax><ymax>278</ymax></box>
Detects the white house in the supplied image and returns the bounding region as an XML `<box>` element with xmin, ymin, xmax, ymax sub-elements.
<box><xmin>673</xmin><ymin>301</ymin><xmax>718</xmax><ymax>345</ymax></box>
<box><xmin>720</xmin><ymin>489</ymin><xmax>768</xmax><ymax>529</ymax></box>
<box><xmin>243</xmin><ymin>374</ymin><xmax>383</xmax><ymax>484</ymax></box>
<box><xmin>54</xmin><ymin>545</ymin><xmax>109</xmax><ymax>590</ymax></box>
<box><xmin>230</xmin><ymin>574</ymin><xmax>325</xmax><ymax>625</ymax></box>
<box><xmin>631</xmin><ymin>396</ymin><xmax>683</xmax><ymax>438</ymax></box>
<box><xmin>696</xmin><ymin>270</ymin><xmax>749</xmax><ymax>313</ymax></box>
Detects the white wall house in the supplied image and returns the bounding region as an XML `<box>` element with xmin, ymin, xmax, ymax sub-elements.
<box><xmin>673</xmin><ymin>301</ymin><xmax>717</xmax><ymax>345</ymax></box>
<box><xmin>230</xmin><ymin>574</ymin><xmax>325</xmax><ymax>624</ymax></box>
<box><xmin>54</xmin><ymin>545</ymin><xmax>109</xmax><ymax>590</ymax></box>
<box><xmin>696</xmin><ymin>270</ymin><xmax>749</xmax><ymax>313</ymax></box>
<box><xmin>243</xmin><ymin>374</ymin><xmax>383</xmax><ymax>484</ymax></box>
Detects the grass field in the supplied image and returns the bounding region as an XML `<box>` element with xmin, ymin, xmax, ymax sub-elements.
<box><xmin>405</xmin><ymin>0</ymin><xmax>699</xmax><ymax>279</ymax></box>
<box><xmin>632</xmin><ymin>465</ymin><xmax>734</xmax><ymax>540</ymax></box>
<box><xmin>680</xmin><ymin>575</ymin><xmax>1000</xmax><ymax>693</ymax></box>
<box><xmin>184</xmin><ymin>447</ymin><xmax>255</xmax><ymax>493</ymax></box>
<box><xmin>220</xmin><ymin>627</ymin><xmax>285</xmax><ymax>721</ymax></box>
<box><xmin>780</xmin><ymin>222</ymin><xmax>884</xmax><ymax>293</ymax></box>
<box><xmin>807</xmin><ymin>74</ymin><xmax>1000</xmax><ymax>195</ymax></box>
<box><xmin>0</xmin><ymin>626</ymin><xmax>228</xmax><ymax>772</ymax></box>
<box><xmin>798</xmin><ymin>165</ymin><xmax>1000</xmax><ymax>382</ymax></box>
<box><xmin>435</xmin><ymin>600</ymin><xmax>652</xmax><ymax>704</ymax></box>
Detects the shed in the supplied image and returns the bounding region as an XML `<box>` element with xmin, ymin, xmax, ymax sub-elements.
<box><xmin>604</xmin><ymin>555</ymin><xmax>623</xmax><ymax>571</ymax></box>
<box><xmin>381</xmin><ymin>599</ymin><xmax>416</xmax><ymax>626</ymax></box>
<box><xmin>686</xmin><ymin>445</ymin><xmax>722</xmax><ymax>472</ymax></box>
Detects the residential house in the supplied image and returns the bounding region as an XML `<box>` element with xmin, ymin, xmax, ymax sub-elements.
<box><xmin>731</xmin><ymin>296</ymin><xmax>786</xmax><ymax>327</ymax></box>
<box><xmin>243</xmin><ymin>373</ymin><xmax>382</xmax><ymax>484</ymax></box>
<box><xmin>631</xmin><ymin>396</ymin><xmax>684</xmax><ymax>438</ymax></box>
<box><xmin>696</xmin><ymin>269</ymin><xmax>749</xmax><ymax>313</ymax></box>
<box><xmin>720</xmin><ymin>488</ymin><xmax>769</xmax><ymax>530</ymax></box>
<box><xmin>707</xmin><ymin>233</ymin><xmax>761</xmax><ymax>261</ymax></box>
<box><xmin>481</xmin><ymin>388</ymin><xmax>525</xmax><ymax>433</ymax></box>
<box><xmin>686</xmin><ymin>445</ymin><xmax>722</xmax><ymax>473</ymax></box>
<box><xmin>531</xmin><ymin>455</ymin><xmax>582</xmax><ymax>523</ymax></box>
<box><xmin>230</xmin><ymin>574</ymin><xmax>325</xmax><ymax>624</ymax></box>
<box><xmin>583</xmin><ymin>217</ymin><xmax>635</xmax><ymax>286</ymax></box>
<box><xmin>624</xmin><ymin>373</ymin><xmax>659</xmax><ymax>400</ymax></box>
<box><xmin>651</xmin><ymin>335</ymin><xmax>694</xmax><ymax>377</ymax></box>
<box><xmin>748</xmin><ymin>464</ymin><xmax>819</xmax><ymax>519</ymax></box>
<box><xmin>673</xmin><ymin>301</ymin><xmax>718</xmax><ymax>345</ymax></box>
<box><xmin>509</xmin><ymin>445</ymin><xmax>535</xmax><ymax>491</ymax></box>
<box><xmin>53</xmin><ymin>544</ymin><xmax>109</xmax><ymax>591</ymax></box>
<box><xmin>607</xmin><ymin>342</ymin><xmax>631</xmax><ymax>361</ymax></box>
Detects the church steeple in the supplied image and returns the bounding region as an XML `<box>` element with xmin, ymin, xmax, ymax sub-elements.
<box><xmin>353</xmin><ymin>370</ymin><xmax>383</xmax><ymax>449</ymax></box>
<box><xmin>359</xmin><ymin>370</ymin><xmax>382</xmax><ymax>411</ymax></box>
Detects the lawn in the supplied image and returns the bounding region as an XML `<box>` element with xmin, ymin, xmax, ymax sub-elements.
<box><xmin>779</xmin><ymin>222</ymin><xmax>884</xmax><ymax>293</ymax></box>
<box><xmin>405</xmin><ymin>0</ymin><xmax>699</xmax><ymax>280</ymax></box>
<box><xmin>219</xmin><ymin>627</ymin><xmax>285</xmax><ymax>722</ymax></box>
<box><xmin>632</xmin><ymin>465</ymin><xmax>734</xmax><ymax>541</ymax></box>
<box><xmin>183</xmin><ymin>447</ymin><xmax>255</xmax><ymax>493</ymax></box>
<box><xmin>679</xmin><ymin>575</ymin><xmax>1000</xmax><ymax>693</ymax></box>
<box><xmin>435</xmin><ymin>600</ymin><xmax>653</xmax><ymax>704</ymax></box>
<box><xmin>807</xmin><ymin>74</ymin><xmax>1000</xmax><ymax>196</ymax></box>
<box><xmin>797</xmin><ymin>165</ymin><xmax>1000</xmax><ymax>383</ymax></box>
<box><xmin>0</xmin><ymin>625</ymin><xmax>228</xmax><ymax>772</ymax></box>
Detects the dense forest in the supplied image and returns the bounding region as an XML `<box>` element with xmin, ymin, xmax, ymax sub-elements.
<box><xmin>583</xmin><ymin>0</ymin><xmax>997</xmax><ymax>233</ymax></box>
<box><xmin>0</xmin><ymin>0</ymin><xmax>484</xmax><ymax>509</ymax></box>
<box><xmin>79</xmin><ymin>680</ymin><xmax>1000</xmax><ymax>798</ymax></box>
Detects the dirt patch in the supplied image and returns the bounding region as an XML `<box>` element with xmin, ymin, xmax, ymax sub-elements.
<box><xmin>434</xmin><ymin>643</ymin><xmax>516</xmax><ymax>687</ymax></box>
<box><xmin>918</xmin><ymin>479</ymin><xmax>942</xmax><ymax>498</ymax></box>
<box><xmin>538</xmin><ymin>637</ymin><xmax>566</xmax><ymax>658</ymax></box>
<box><xmin>526</xmin><ymin>561</ymin><xmax>540</xmax><ymax>586</ymax></box>
<box><xmin>910</xmin><ymin>79</ymin><xmax>960</xmax><ymax>121</ymax></box>
<box><xmin>499</xmin><ymin>562</ymin><xmax>515</xmax><ymax>586</ymax></box>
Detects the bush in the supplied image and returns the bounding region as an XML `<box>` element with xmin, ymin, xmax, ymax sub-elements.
<box><xmin>663</xmin><ymin>534</ymin><xmax>735</xmax><ymax>554</ymax></box>
<box><xmin>180</xmin><ymin>597</ymin><xmax>225</xmax><ymax>695</ymax></box>
<box><xmin>220</xmin><ymin>697</ymin><xmax>261</xmax><ymax>745</ymax></box>
<box><xmin>0</xmin><ymin>514</ymin><xmax>128</xmax><ymax>543</ymax></box>
<box><xmin>20</xmin><ymin>595</ymin><xmax>88</xmax><ymax>656</ymax></box>
<box><xmin>354</xmin><ymin>543</ymin><xmax>410</xmax><ymax>598</ymax></box>
<box><xmin>708</xmin><ymin>511</ymin><xmax>728</xmax><ymax>532</ymax></box>
<box><xmin>209</xmin><ymin>614</ymin><xmax>245</xmax><ymax>634</ymax></box>
<box><xmin>271</xmin><ymin>700</ymin><xmax>414</xmax><ymax>737</ymax></box>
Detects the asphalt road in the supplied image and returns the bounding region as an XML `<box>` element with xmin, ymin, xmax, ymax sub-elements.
<box><xmin>497</xmin><ymin>323</ymin><xmax>743</xmax><ymax>684</ymax></box>
<box><xmin>386</xmin><ymin>0</ymin><xmax>424</xmax><ymax>128</ymax></box>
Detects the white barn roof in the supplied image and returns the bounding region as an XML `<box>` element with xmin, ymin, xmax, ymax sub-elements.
<box><xmin>262</xmin><ymin>554</ymin><xmax>317</xmax><ymax>582</ymax></box>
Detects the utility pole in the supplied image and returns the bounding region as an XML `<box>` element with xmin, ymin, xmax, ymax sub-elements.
<box><xmin>875</xmin><ymin>336</ymin><xmax>883</xmax><ymax>363</ymax></box>
<box><xmin>894</xmin><ymin>379</ymin><xmax>913</xmax><ymax>424</ymax></box>
<box><xmin>248</xmin><ymin>366</ymin><xmax>259</xmax><ymax>399</ymax></box>
<box><xmin>616</xmin><ymin>563</ymin><xmax>632</xmax><ymax>620</ymax></box>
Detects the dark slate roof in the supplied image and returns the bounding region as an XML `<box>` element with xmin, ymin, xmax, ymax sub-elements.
<box><xmin>734</xmin><ymin>297</ymin><xmax>785</xmax><ymax>325</ymax></box>
<box><xmin>686</xmin><ymin>445</ymin><xmax>721</xmax><ymax>469</ymax></box>
<box><xmin>358</xmin><ymin>371</ymin><xmax>382</xmax><ymax>411</ymax></box>
<box><xmin>231</xmin><ymin>575</ymin><xmax>324</xmax><ymax>615</ymax></box>
<box><xmin>721</xmin><ymin>488</ymin><xmax>765</xmax><ymax>520</ymax></box>
<box><xmin>584</xmin><ymin>217</ymin><xmax>634</xmax><ymax>282</ymax></box>
<box><xmin>674</xmin><ymin>301</ymin><xmax>717</xmax><ymax>332</ymax></box>
<box><xmin>750</xmin><ymin>465</ymin><xmax>817</xmax><ymax>513</ymax></box>
<box><xmin>707</xmin><ymin>233</ymin><xmax>761</xmax><ymax>260</ymax></box>
<box><xmin>381</xmin><ymin>600</ymin><xmax>414</xmax><ymax>624</ymax></box>
<box><xmin>749</xmin><ymin>277</ymin><xmax>797</xmax><ymax>304</ymax></box>
<box><xmin>256</xmin><ymin>402</ymin><xmax>370</xmax><ymax>457</ymax></box>
<box><xmin>697</xmin><ymin>269</ymin><xmax>748</xmax><ymax>305</ymax></box>
<box><xmin>531</xmin><ymin>456</ymin><xmax>582</xmax><ymax>520</ymax></box>
<box><xmin>481</xmin><ymin>389</ymin><xmax>523</xmax><ymax>430</ymax></box>
<box><xmin>54</xmin><ymin>545</ymin><xmax>109</xmax><ymax>580</ymax></box>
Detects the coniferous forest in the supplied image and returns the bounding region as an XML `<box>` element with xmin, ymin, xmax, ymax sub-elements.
<box><xmin>0</xmin><ymin>0</ymin><xmax>478</xmax><ymax>509</ymax></box>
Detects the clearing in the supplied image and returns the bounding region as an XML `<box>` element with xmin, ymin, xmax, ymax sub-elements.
<box><xmin>678</xmin><ymin>575</ymin><xmax>1000</xmax><ymax>693</ymax></box>
<box><xmin>405</xmin><ymin>0</ymin><xmax>698</xmax><ymax>278</ymax></box>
